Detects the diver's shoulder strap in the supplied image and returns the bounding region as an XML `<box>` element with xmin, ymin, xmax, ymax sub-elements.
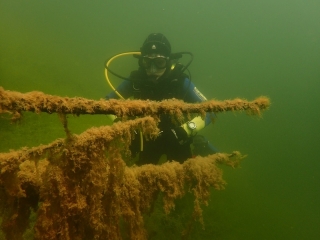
<box><xmin>168</xmin><ymin>62</ymin><xmax>189</xmax><ymax>81</ymax></box>
<box><xmin>129</xmin><ymin>68</ymin><xmax>146</xmax><ymax>99</ymax></box>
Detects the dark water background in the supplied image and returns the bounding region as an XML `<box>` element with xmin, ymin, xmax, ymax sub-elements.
<box><xmin>1</xmin><ymin>1</ymin><xmax>319</xmax><ymax>239</ymax></box>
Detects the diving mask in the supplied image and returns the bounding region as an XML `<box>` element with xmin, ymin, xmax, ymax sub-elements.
<box><xmin>141</xmin><ymin>55</ymin><xmax>168</xmax><ymax>69</ymax></box>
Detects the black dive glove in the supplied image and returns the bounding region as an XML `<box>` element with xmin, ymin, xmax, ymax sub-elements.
<box><xmin>192</xmin><ymin>135</ymin><xmax>218</xmax><ymax>157</ymax></box>
<box><xmin>158</xmin><ymin>127</ymin><xmax>188</xmax><ymax>145</ymax></box>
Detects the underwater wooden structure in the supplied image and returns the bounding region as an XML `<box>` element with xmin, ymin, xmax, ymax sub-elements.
<box><xmin>0</xmin><ymin>87</ymin><xmax>269</xmax><ymax>239</ymax></box>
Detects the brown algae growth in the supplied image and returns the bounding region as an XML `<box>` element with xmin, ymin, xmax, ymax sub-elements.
<box><xmin>0</xmin><ymin>87</ymin><xmax>269</xmax><ymax>239</ymax></box>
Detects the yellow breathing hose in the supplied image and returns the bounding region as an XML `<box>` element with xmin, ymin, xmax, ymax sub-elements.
<box><xmin>105</xmin><ymin>51</ymin><xmax>141</xmax><ymax>99</ymax></box>
<box><xmin>104</xmin><ymin>51</ymin><xmax>144</xmax><ymax>151</ymax></box>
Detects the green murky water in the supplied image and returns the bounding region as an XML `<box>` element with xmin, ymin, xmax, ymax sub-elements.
<box><xmin>1</xmin><ymin>1</ymin><xmax>319</xmax><ymax>239</ymax></box>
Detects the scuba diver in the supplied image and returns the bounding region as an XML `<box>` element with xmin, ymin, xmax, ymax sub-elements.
<box><xmin>105</xmin><ymin>33</ymin><xmax>217</xmax><ymax>165</ymax></box>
